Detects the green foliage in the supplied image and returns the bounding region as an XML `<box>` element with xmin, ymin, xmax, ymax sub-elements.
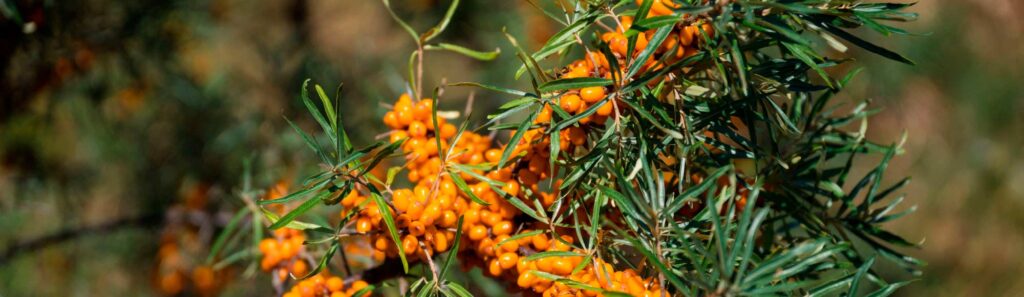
<box><xmin>214</xmin><ymin>0</ymin><xmax>922</xmax><ymax>295</ymax></box>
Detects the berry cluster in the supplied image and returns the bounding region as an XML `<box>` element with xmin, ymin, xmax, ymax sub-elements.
<box><xmin>257</xmin><ymin>1</ymin><xmax>727</xmax><ymax>295</ymax></box>
<box><xmin>258</xmin><ymin>228</ymin><xmax>310</xmax><ymax>277</ymax></box>
<box><xmin>281</xmin><ymin>274</ymin><xmax>370</xmax><ymax>297</ymax></box>
<box><xmin>317</xmin><ymin>3</ymin><xmax>722</xmax><ymax>296</ymax></box>
<box><xmin>154</xmin><ymin>183</ymin><xmax>225</xmax><ymax>296</ymax></box>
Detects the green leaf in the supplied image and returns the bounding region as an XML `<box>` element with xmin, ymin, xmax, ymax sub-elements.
<box><xmin>819</xmin><ymin>21</ymin><xmax>914</xmax><ymax>65</ymax></box>
<box><xmin>865</xmin><ymin>280</ymin><xmax>913</xmax><ymax>297</ymax></box>
<box><xmin>445</xmin><ymin>282</ymin><xmax>473</xmax><ymax>297</ymax></box>
<box><xmin>420</xmin><ymin>0</ymin><xmax>460</xmax><ymax>42</ymax></box>
<box><xmin>425</xmin><ymin>43</ymin><xmax>501</xmax><ymax>60</ymax></box>
<box><xmin>495</xmin><ymin>230</ymin><xmax>543</xmax><ymax>251</ymax></box>
<box><xmin>284</xmin><ymin>116</ymin><xmax>330</xmax><ymax>164</ymax></box>
<box><xmin>523</xmin><ymin>250</ymin><xmax>582</xmax><ymax>262</ymax></box>
<box><xmin>538</xmin><ymin>77</ymin><xmax>613</xmax><ymax>93</ymax></box>
<box><xmin>848</xmin><ymin>256</ymin><xmax>876</xmax><ymax>296</ymax></box>
<box><xmin>381</xmin><ymin>0</ymin><xmax>419</xmax><ymax>42</ymax></box>
<box><xmin>631</xmin><ymin>15</ymin><xmax>680</xmax><ymax>30</ymax></box>
<box><xmin>259</xmin><ymin>178</ymin><xmax>331</xmax><ymax>205</ymax></box>
<box><xmin>369</xmin><ymin>191</ymin><xmax>409</xmax><ymax>272</ymax></box>
<box><xmin>625</xmin><ymin>25</ymin><xmax>673</xmax><ymax>79</ymax></box>
<box><xmin>438</xmin><ymin>216</ymin><xmax>464</xmax><ymax>280</ymax></box>
<box><xmin>629</xmin><ymin>238</ymin><xmax>687</xmax><ymax>292</ymax></box>
<box><xmin>351</xmin><ymin>284</ymin><xmax>375</xmax><ymax>297</ymax></box>
<box><xmin>206</xmin><ymin>209</ymin><xmax>247</xmax><ymax>264</ymax></box>
<box><xmin>497</xmin><ymin>107</ymin><xmax>538</xmax><ymax>169</ymax></box>
<box><xmin>267</xmin><ymin>192</ymin><xmax>326</xmax><ymax>230</ymax></box>
<box><xmin>450</xmin><ymin>81</ymin><xmax>531</xmax><ymax>97</ymax></box>
<box><xmin>294</xmin><ymin>242</ymin><xmax>338</xmax><ymax>280</ymax></box>
<box><xmin>448</xmin><ymin>169</ymin><xmax>490</xmax><ymax>206</ymax></box>
<box><xmin>782</xmin><ymin>41</ymin><xmax>834</xmax><ymax>88</ymax></box>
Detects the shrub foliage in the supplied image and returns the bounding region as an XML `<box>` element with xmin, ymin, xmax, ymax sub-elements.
<box><xmin>211</xmin><ymin>0</ymin><xmax>921</xmax><ymax>296</ymax></box>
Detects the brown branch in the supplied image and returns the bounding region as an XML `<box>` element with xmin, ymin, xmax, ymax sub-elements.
<box><xmin>0</xmin><ymin>213</ymin><xmax>163</xmax><ymax>265</ymax></box>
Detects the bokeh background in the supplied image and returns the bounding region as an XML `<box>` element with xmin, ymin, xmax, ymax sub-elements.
<box><xmin>1</xmin><ymin>0</ymin><xmax>1021</xmax><ymax>296</ymax></box>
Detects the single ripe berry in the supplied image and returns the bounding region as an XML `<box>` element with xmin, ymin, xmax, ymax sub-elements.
<box><xmin>499</xmin><ymin>252</ymin><xmax>519</xmax><ymax>269</ymax></box>
<box><xmin>291</xmin><ymin>260</ymin><xmax>308</xmax><ymax>276</ymax></box>
<box><xmin>469</xmin><ymin>225</ymin><xmax>488</xmax><ymax>241</ymax></box>
<box><xmin>408</xmin><ymin>121</ymin><xmax>427</xmax><ymax>138</ymax></box>
<box><xmin>517</xmin><ymin>270</ymin><xmax>536</xmax><ymax>287</ymax></box>
<box><xmin>484</xmin><ymin>149</ymin><xmax>502</xmax><ymax>163</ymax></box>
<box><xmin>356</xmin><ymin>218</ymin><xmax>372</xmax><ymax>233</ymax></box>
<box><xmin>326</xmin><ymin>276</ymin><xmax>344</xmax><ymax>292</ymax></box>
<box><xmin>580</xmin><ymin>86</ymin><xmax>606</xmax><ymax>103</ymax></box>
<box><xmin>596</xmin><ymin>101</ymin><xmax>613</xmax><ymax>116</ymax></box>
<box><xmin>532</xmin><ymin>234</ymin><xmax>550</xmax><ymax>250</ymax></box>
<box><xmin>488</xmin><ymin>259</ymin><xmax>503</xmax><ymax>276</ymax></box>
<box><xmin>493</xmin><ymin>220</ymin><xmax>513</xmax><ymax>236</ymax></box>
<box><xmin>402</xmin><ymin>235</ymin><xmax>419</xmax><ymax>255</ymax></box>
<box><xmin>559</xmin><ymin>94</ymin><xmax>582</xmax><ymax>113</ymax></box>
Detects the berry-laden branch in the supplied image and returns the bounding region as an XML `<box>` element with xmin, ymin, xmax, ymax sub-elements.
<box><xmin>217</xmin><ymin>0</ymin><xmax>924</xmax><ymax>296</ymax></box>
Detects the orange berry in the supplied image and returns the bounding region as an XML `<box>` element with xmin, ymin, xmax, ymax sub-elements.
<box><xmin>499</xmin><ymin>252</ymin><xmax>519</xmax><ymax>269</ymax></box>
<box><xmin>502</xmin><ymin>180</ymin><xmax>521</xmax><ymax>197</ymax></box>
<box><xmin>280</xmin><ymin>240</ymin><xmax>297</xmax><ymax>258</ymax></box>
<box><xmin>421</xmin><ymin>202</ymin><xmax>442</xmax><ymax>225</ymax></box>
<box><xmin>618</xmin><ymin>16</ymin><xmax>634</xmax><ymax>33</ymax></box>
<box><xmin>356</xmin><ymin>218</ymin><xmax>372</xmax><ymax>233</ymax></box>
<box><xmin>537</xmin><ymin>257</ymin><xmax>554</xmax><ymax>272</ymax></box>
<box><xmin>484</xmin><ymin>149</ymin><xmax>502</xmax><ymax>163</ymax></box>
<box><xmin>259</xmin><ymin>238</ymin><xmax>277</xmax><ymax>253</ymax></box>
<box><xmin>681</xmin><ymin>25</ymin><xmax>697</xmax><ymax>46</ymax></box>
<box><xmin>433</xmin><ymin>231</ymin><xmax>451</xmax><ymax>251</ymax></box>
<box><xmin>567</xmin><ymin>127</ymin><xmax>587</xmax><ymax>146</ymax></box>
<box><xmin>560</xmin><ymin>94</ymin><xmax>582</xmax><ymax>114</ymax></box>
<box><xmin>291</xmin><ymin>260</ymin><xmax>308</xmax><ymax>276</ymax></box>
<box><xmin>493</xmin><ymin>220</ymin><xmax>513</xmax><ymax>236</ymax></box>
<box><xmin>518</xmin><ymin>271</ymin><xmax>538</xmax><ymax>288</ymax></box>
<box><xmin>488</xmin><ymin>259</ymin><xmax>503</xmax><ymax>276</ymax></box>
<box><xmin>396</xmin><ymin>109</ymin><xmax>413</xmax><ymax>126</ymax></box>
<box><xmin>408</xmin><ymin>121</ymin><xmax>427</xmax><ymax>138</ymax></box>
<box><xmin>440</xmin><ymin>123</ymin><xmax>457</xmax><ymax>139</ymax></box>
<box><xmin>351</xmin><ymin>280</ymin><xmax>369</xmax><ymax>292</ymax></box>
<box><xmin>552</xmin><ymin>257</ymin><xmax>573</xmax><ymax>275</ymax></box>
<box><xmin>532</xmin><ymin>234</ymin><xmax>550</xmax><ymax>250</ymax></box>
<box><xmin>482</xmin><ymin>210</ymin><xmax>502</xmax><ymax>226</ymax></box>
<box><xmin>441</xmin><ymin>210</ymin><xmax>458</xmax><ymax>227</ymax></box>
<box><xmin>701</xmin><ymin>22</ymin><xmax>715</xmax><ymax>39</ymax></box>
<box><xmin>468</xmin><ymin>225</ymin><xmax>488</xmax><ymax>241</ymax></box>
<box><xmin>464</xmin><ymin>209</ymin><xmax>481</xmax><ymax>226</ymax></box>
<box><xmin>596</xmin><ymin>101</ymin><xmax>613</xmax><ymax>116</ymax></box>
<box><xmin>536</xmin><ymin>106</ymin><xmax>552</xmax><ymax>124</ymax></box>
<box><xmin>402</xmin><ymin>235</ymin><xmax>419</xmax><ymax>255</ymax></box>
<box><xmin>580</xmin><ymin>86</ymin><xmax>606</xmax><ymax>103</ymax></box>
<box><xmin>440</xmin><ymin>179</ymin><xmax>456</xmax><ymax>195</ymax></box>
<box><xmin>408</xmin><ymin>220</ymin><xmax>426</xmax><ymax>236</ymax></box>
<box><xmin>414</xmin><ymin>99</ymin><xmax>433</xmax><ymax>120</ymax></box>
<box><xmin>374</xmin><ymin>236</ymin><xmax>389</xmax><ymax>251</ymax></box>
<box><xmin>384</xmin><ymin>111</ymin><xmax>400</xmax><ymax>129</ymax></box>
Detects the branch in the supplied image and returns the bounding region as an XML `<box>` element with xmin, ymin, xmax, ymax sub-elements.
<box><xmin>0</xmin><ymin>213</ymin><xmax>162</xmax><ymax>264</ymax></box>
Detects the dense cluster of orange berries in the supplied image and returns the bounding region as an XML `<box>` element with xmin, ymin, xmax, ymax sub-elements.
<box><xmin>258</xmin><ymin>228</ymin><xmax>310</xmax><ymax>277</ymax></box>
<box><xmin>315</xmin><ymin>3</ymin><xmax>721</xmax><ymax>296</ymax></box>
<box><xmin>281</xmin><ymin>274</ymin><xmax>370</xmax><ymax>297</ymax></box>
<box><xmin>249</xmin><ymin>2</ymin><xmax>724</xmax><ymax>296</ymax></box>
<box><xmin>155</xmin><ymin>238</ymin><xmax>222</xmax><ymax>296</ymax></box>
<box><xmin>154</xmin><ymin>183</ymin><xmax>225</xmax><ymax>296</ymax></box>
<box><xmin>257</xmin><ymin>183</ymin><xmax>315</xmax><ymax>281</ymax></box>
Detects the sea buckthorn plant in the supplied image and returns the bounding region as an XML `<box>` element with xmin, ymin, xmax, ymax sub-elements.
<box><xmin>209</xmin><ymin>0</ymin><xmax>922</xmax><ymax>296</ymax></box>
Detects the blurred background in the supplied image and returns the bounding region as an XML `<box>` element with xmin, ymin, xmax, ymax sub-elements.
<box><xmin>0</xmin><ymin>0</ymin><xmax>1021</xmax><ymax>296</ymax></box>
